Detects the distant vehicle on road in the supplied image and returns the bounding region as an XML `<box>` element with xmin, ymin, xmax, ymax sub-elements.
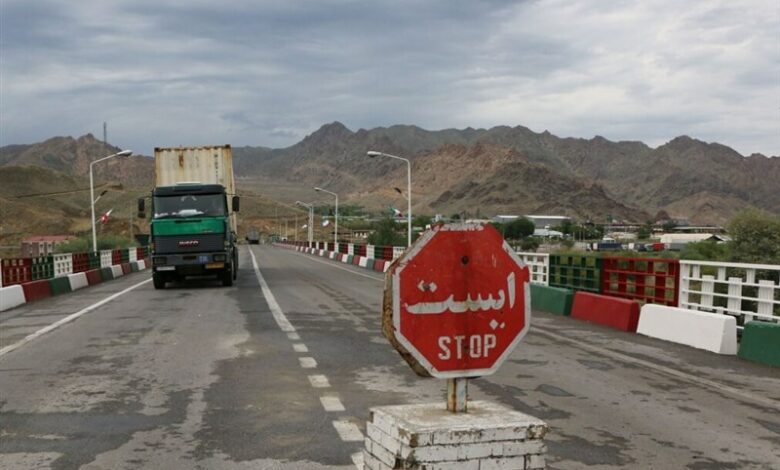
<box><xmin>139</xmin><ymin>145</ymin><xmax>240</xmax><ymax>289</ymax></box>
<box><xmin>246</xmin><ymin>230</ymin><xmax>260</xmax><ymax>245</ymax></box>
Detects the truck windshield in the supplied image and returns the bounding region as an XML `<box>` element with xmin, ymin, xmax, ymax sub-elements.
<box><xmin>153</xmin><ymin>194</ymin><xmax>227</xmax><ymax>219</ymax></box>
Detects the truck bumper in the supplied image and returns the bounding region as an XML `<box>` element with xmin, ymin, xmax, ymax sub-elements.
<box><xmin>152</xmin><ymin>252</ymin><xmax>229</xmax><ymax>276</ymax></box>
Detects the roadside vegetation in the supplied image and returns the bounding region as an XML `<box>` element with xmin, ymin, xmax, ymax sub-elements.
<box><xmin>54</xmin><ymin>235</ymin><xmax>138</xmax><ymax>253</ymax></box>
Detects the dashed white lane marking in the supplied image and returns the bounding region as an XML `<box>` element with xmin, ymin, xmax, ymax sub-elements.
<box><xmin>299</xmin><ymin>357</ymin><xmax>317</xmax><ymax>368</ymax></box>
<box><xmin>351</xmin><ymin>452</ymin><xmax>364</xmax><ymax>468</ymax></box>
<box><xmin>287</xmin><ymin>332</ymin><xmax>300</xmax><ymax>340</ymax></box>
<box><xmin>320</xmin><ymin>395</ymin><xmax>346</xmax><ymax>412</ymax></box>
<box><xmin>308</xmin><ymin>375</ymin><xmax>331</xmax><ymax>388</ymax></box>
<box><xmin>249</xmin><ymin>249</ymin><xmax>295</xmax><ymax>332</ymax></box>
<box><xmin>332</xmin><ymin>419</ymin><xmax>364</xmax><ymax>442</ymax></box>
<box><xmin>293</xmin><ymin>343</ymin><xmax>309</xmax><ymax>353</ymax></box>
<box><xmin>534</xmin><ymin>326</ymin><xmax>780</xmax><ymax>411</ymax></box>
<box><xmin>0</xmin><ymin>278</ymin><xmax>152</xmax><ymax>358</ymax></box>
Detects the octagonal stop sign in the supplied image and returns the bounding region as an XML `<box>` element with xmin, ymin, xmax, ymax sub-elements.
<box><xmin>382</xmin><ymin>223</ymin><xmax>531</xmax><ymax>378</ymax></box>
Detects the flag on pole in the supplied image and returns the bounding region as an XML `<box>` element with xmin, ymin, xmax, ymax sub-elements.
<box><xmin>302</xmin><ymin>224</ymin><xmax>308</xmax><ymax>229</ymax></box>
<box><xmin>322</xmin><ymin>220</ymin><xmax>331</xmax><ymax>227</ymax></box>
<box><xmin>389</xmin><ymin>206</ymin><xmax>403</xmax><ymax>218</ymax></box>
<box><xmin>99</xmin><ymin>208</ymin><xmax>113</xmax><ymax>225</ymax></box>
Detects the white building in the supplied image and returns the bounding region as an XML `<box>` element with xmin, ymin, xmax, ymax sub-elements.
<box><xmin>525</xmin><ymin>215</ymin><xmax>571</xmax><ymax>229</ymax></box>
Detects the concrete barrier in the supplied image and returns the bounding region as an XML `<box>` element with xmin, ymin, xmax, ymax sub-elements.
<box><xmin>49</xmin><ymin>276</ymin><xmax>72</xmax><ymax>296</ymax></box>
<box><xmin>22</xmin><ymin>280</ymin><xmax>53</xmax><ymax>303</ymax></box>
<box><xmin>86</xmin><ymin>269</ymin><xmax>103</xmax><ymax>285</ymax></box>
<box><xmin>67</xmin><ymin>272</ymin><xmax>89</xmax><ymax>291</ymax></box>
<box><xmin>0</xmin><ymin>285</ymin><xmax>26</xmax><ymax>311</ymax></box>
<box><xmin>637</xmin><ymin>304</ymin><xmax>737</xmax><ymax>354</ymax></box>
<box><xmin>571</xmin><ymin>292</ymin><xmax>640</xmax><ymax>332</ymax></box>
<box><xmin>738</xmin><ymin>321</ymin><xmax>780</xmax><ymax>367</ymax></box>
<box><xmin>100</xmin><ymin>267</ymin><xmax>115</xmax><ymax>281</ymax></box>
<box><xmin>121</xmin><ymin>263</ymin><xmax>132</xmax><ymax>275</ymax></box>
<box><xmin>359</xmin><ymin>257</ymin><xmax>369</xmax><ymax>268</ymax></box>
<box><xmin>111</xmin><ymin>265</ymin><xmax>124</xmax><ymax>278</ymax></box>
<box><xmin>530</xmin><ymin>284</ymin><xmax>573</xmax><ymax>316</ymax></box>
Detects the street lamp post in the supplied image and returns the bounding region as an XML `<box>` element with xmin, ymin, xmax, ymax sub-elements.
<box><xmin>296</xmin><ymin>201</ymin><xmax>315</xmax><ymax>245</ymax></box>
<box><xmin>90</xmin><ymin>149</ymin><xmax>132</xmax><ymax>252</ymax></box>
<box><xmin>314</xmin><ymin>187</ymin><xmax>338</xmax><ymax>248</ymax></box>
<box><xmin>367</xmin><ymin>151</ymin><xmax>412</xmax><ymax>247</ymax></box>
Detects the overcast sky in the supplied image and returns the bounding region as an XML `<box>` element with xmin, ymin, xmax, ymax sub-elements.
<box><xmin>2</xmin><ymin>0</ymin><xmax>778</xmax><ymax>157</ymax></box>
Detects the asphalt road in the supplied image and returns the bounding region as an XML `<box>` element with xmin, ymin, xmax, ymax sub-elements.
<box><xmin>1</xmin><ymin>245</ymin><xmax>779</xmax><ymax>469</ymax></box>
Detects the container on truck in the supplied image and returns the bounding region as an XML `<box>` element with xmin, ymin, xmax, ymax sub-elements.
<box><xmin>138</xmin><ymin>145</ymin><xmax>239</xmax><ymax>289</ymax></box>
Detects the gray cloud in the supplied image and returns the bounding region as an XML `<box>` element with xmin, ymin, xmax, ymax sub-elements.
<box><xmin>1</xmin><ymin>0</ymin><xmax>777</xmax><ymax>156</ymax></box>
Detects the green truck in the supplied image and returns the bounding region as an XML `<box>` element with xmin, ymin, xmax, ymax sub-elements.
<box><xmin>139</xmin><ymin>145</ymin><xmax>240</xmax><ymax>289</ymax></box>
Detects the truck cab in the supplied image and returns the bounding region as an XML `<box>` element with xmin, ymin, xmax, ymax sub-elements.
<box><xmin>143</xmin><ymin>183</ymin><xmax>239</xmax><ymax>289</ymax></box>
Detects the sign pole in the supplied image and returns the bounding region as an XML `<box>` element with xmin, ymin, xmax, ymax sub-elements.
<box><xmin>447</xmin><ymin>378</ymin><xmax>468</xmax><ymax>413</ymax></box>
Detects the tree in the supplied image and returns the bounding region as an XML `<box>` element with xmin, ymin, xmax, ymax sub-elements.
<box><xmin>367</xmin><ymin>217</ymin><xmax>406</xmax><ymax>247</ymax></box>
<box><xmin>728</xmin><ymin>209</ymin><xmax>780</xmax><ymax>264</ymax></box>
<box><xmin>413</xmin><ymin>214</ymin><xmax>432</xmax><ymax>228</ymax></box>
<box><xmin>637</xmin><ymin>224</ymin><xmax>653</xmax><ymax>240</ymax></box>
<box><xmin>504</xmin><ymin>217</ymin><xmax>535</xmax><ymax>240</ymax></box>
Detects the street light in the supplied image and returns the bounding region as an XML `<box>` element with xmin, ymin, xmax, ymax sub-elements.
<box><xmin>314</xmin><ymin>186</ymin><xmax>338</xmax><ymax>247</ymax></box>
<box><xmin>367</xmin><ymin>150</ymin><xmax>412</xmax><ymax>247</ymax></box>
<box><xmin>90</xmin><ymin>149</ymin><xmax>132</xmax><ymax>251</ymax></box>
<box><xmin>296</xmin><ymin>201</ymin><xmax>315</xmax><ymax>245</ymax></box>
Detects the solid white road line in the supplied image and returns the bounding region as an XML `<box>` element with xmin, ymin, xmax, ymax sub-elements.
<box><xmin>534</xmin><ymin>326</ymin><xmax>780</xmax><ymax>411</ymax></box>
<box><xmin>320</xmin><ymin>395</ymin><xmax>346</xmax><ymax>412</ymax></box>
<box><xmin>293</xmin><ymin>343</ymin><xmax>309</xmax><ymax>353</ymax></box>
<box><xmin>299</xmin><ymin>357</ymin><xmax>317</xmax><ymax>368</ymax></box>
<box><xmin>332</xmin><ymin>419</ymin><xmax>364</xmax><ymax>442</ymax></box>
<box><xmin>249</xmin><ymin>248</ymin><xmax>296</xmax><ymax>332</ymax></box>
<box><xmin>308</xmin><ymin>375</ymin><xmax>331</xmax><ymax>388</ymax></box>
<box><xmin>288</xmin><ymin>250</ymin><xmax>384</xmax><ymax>282</ymax></box>
<box><xmin>0</xmin><ymin>278</ymin><xmax>152</xmax><ymax>358</ymax></box>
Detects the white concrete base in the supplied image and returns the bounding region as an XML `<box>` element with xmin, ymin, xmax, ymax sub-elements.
<box><xmin>67</xmin><ymin>272</ymin><xmax>89</xmax><ymax>291</ymax></box>
<box><xmin>137</xmin><ymin>259</ymin><xmax>146</xmax><ymax>270</ymax></box>
<box><xmin>359</xmin><ymin>257</ymin><xmax>369</xmax><ymax>268</ymax></box>
<box><xmin>638</xmin><ymin>304</ymin><xmax>738</xmax><ymax>355</ymax></box>
<box><xmin>364</xmin><ymin>401</ymin><xmax>548</xmax><ymax>470</ymax></box>
<box><xmin>0</xmin><ymin>285</ymin><xmax>26</xmax><ymax>312</ymax></box>
<box><xmin>111</xmin><ymin>265</ymin><xmax>124</xmax><ymax>278</ymax></box>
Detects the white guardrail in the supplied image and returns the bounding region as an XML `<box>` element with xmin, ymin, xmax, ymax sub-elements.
<box><xmin>679</xmin><ymin>260</ymin><xmax>780</xmax><ymax>328</ymax></box>
<box><xmin>516</xmin><ymin>252</ymin><xmax>549</xmax><ymax>286</ymax></box>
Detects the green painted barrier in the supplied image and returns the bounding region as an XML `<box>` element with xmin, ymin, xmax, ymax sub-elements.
<box><xmin>346</xmin><ymin>255</ymin><xmax>354</xmax><ymax>264</ymax></box>
<box><xmin>31</xmin><ymin>256</ymin><xmax>54</xmax><ymax>280</ymax></box>
<box><xmin>100</xmin><ymin>267</ymin><xmax>114</xmax><ymax>281</ymax></box>
<box><xmin>130</xmin><ymin>262</ymin><xmax>139</xmax><ymax>272</ymax></box>
<box><xmin>738</xmin><ymin>321</ymin><xmax>780</xmax><ymax>368</ymax></box>
<box><xmin>48</xmin><ymin>276</ymin><xmax>72</xmax><ymax>296</ymax></box>
<box><xmin>549</xmin><ymin>254</ymin><xmax>602</xmax><ymax>293</ymax></box>
<box><xmin>531</xmin><ymin>284</ymin><xmax>574</xmax><ymax>316</ymax></box>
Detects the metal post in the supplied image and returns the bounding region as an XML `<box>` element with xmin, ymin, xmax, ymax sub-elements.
<box><xmin>334</xmin><ymin>194</ymin><xmax>339</xmax><ymax>248</ymax></box>
<box><xmin>447</xmin><ymin>378</ymin><xmax>468</xmax><ymax>412</ymax></box>
<box><xmin>406</xmin><ymin>159</ymin><xmax>412</xmax><ymax>247</ymax></box>
<box><xmin>295</xmin><ymin>215</ymin><xmax>298</xmax><ymax>241</ymax></box>
<box><xmin>90</xmin><ymin>163</ymin><xmax>97</xmax><ymax>252</ymax></box>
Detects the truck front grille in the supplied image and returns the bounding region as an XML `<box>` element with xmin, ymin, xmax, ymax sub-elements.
<box><xmin>154</xmin><ymin>234</ymin><xmax>224</xmax><ymax>254</ymax></box>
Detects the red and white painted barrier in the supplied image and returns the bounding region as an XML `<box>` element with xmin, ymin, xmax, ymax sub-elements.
<box><xmin>571</xmin><ymin>291</ymin><xmax>640</xmax><ymax>332</ymax></box>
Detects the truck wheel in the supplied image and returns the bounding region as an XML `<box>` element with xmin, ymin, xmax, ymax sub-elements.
<box><xmin>153</xmin><ymin>273</ymin><xmax>166</xmax><ymax>290</ymax></box>
<box><xmin>221</xmin><ymin>265</ymin><xmax>234</xmax><ymax>287</ymax></box>
<box><xmin>233</xmin><ymin>253</ymin><xmax>238</xmax><ymax>280</ymax></box>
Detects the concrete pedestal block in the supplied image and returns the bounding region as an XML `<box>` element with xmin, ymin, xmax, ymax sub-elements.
<box><xmin>363</xmin><ymin>401</ymin><xmax>548</xmax><ymax>470</ymax></box>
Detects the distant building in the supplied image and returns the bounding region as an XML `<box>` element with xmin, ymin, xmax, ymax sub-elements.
<box><xmin>525</xmin><ymin>215</ymin><xmax>571</xmax><ymax>229</ymax></box>
<box><xmin>659</xmin><ymin>233</ymin><xmax>729</xmax><ymax>245</ymax></box>
<box><xmin>21</xmin><ymin>235</ymin><xmax>76</xmax><ymax>257</ymax></box>
<box><xmin>533</xmin><ymin>228</ymin><xmax>564</xmax><ymax>237</ymax></box>
<box><xmin>492</xmin><ymin>215</ymin><xmax>520</xmax><ymax>224</ymax></box>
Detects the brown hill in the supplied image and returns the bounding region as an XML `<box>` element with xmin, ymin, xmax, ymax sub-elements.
<box><xmin>0</xmin><ymin>134</ymin><xmax>154</xmax><ymax>188</ymax></box>
<box><xmin>232</xmin><ymin>122</ymin><xmax>779</xmax><ymax>224</ymax></box>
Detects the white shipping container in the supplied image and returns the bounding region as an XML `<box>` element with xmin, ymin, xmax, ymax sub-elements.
<box><xmin>154</xmin><ymin>145</ymin><xmax>237</xmax><ymax>233</ymax></box>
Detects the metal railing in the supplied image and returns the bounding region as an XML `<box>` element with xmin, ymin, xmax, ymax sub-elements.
<box><xmin>679</xmin><ymin>260</ymin><xmax>780</xmax><ymax>328</ymax></box>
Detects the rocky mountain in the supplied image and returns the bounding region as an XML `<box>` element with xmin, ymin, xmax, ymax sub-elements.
<box><xmin>0</xmin><ymin>134</ymin><xmax>154</xmax><ymax>187</ymax></box>
<box><xmin>231</xmin><ymin>122</ymin><xmax>779</xmax><ymax>224</ymax></box>
<box><xmin>2</xmin><ymin>124</ymin><xmax>777</xmax><ymax>226</ymax></box>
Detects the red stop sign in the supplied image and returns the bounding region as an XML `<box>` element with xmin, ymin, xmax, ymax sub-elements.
<box><xmin>384</xmin><ymin>223</ymin><xmax>531</xmax><ymax>378</ymax></box>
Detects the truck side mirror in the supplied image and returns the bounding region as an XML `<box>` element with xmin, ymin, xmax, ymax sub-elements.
<box><xmin>232</xmin><ymin>195</ymin><xmax>240</xmax><ymax>212</ymax></box>
<box><xmin>137</xmin><ymin>198</ymin><xmax>146</xmax><ymax>218</ymax></box>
